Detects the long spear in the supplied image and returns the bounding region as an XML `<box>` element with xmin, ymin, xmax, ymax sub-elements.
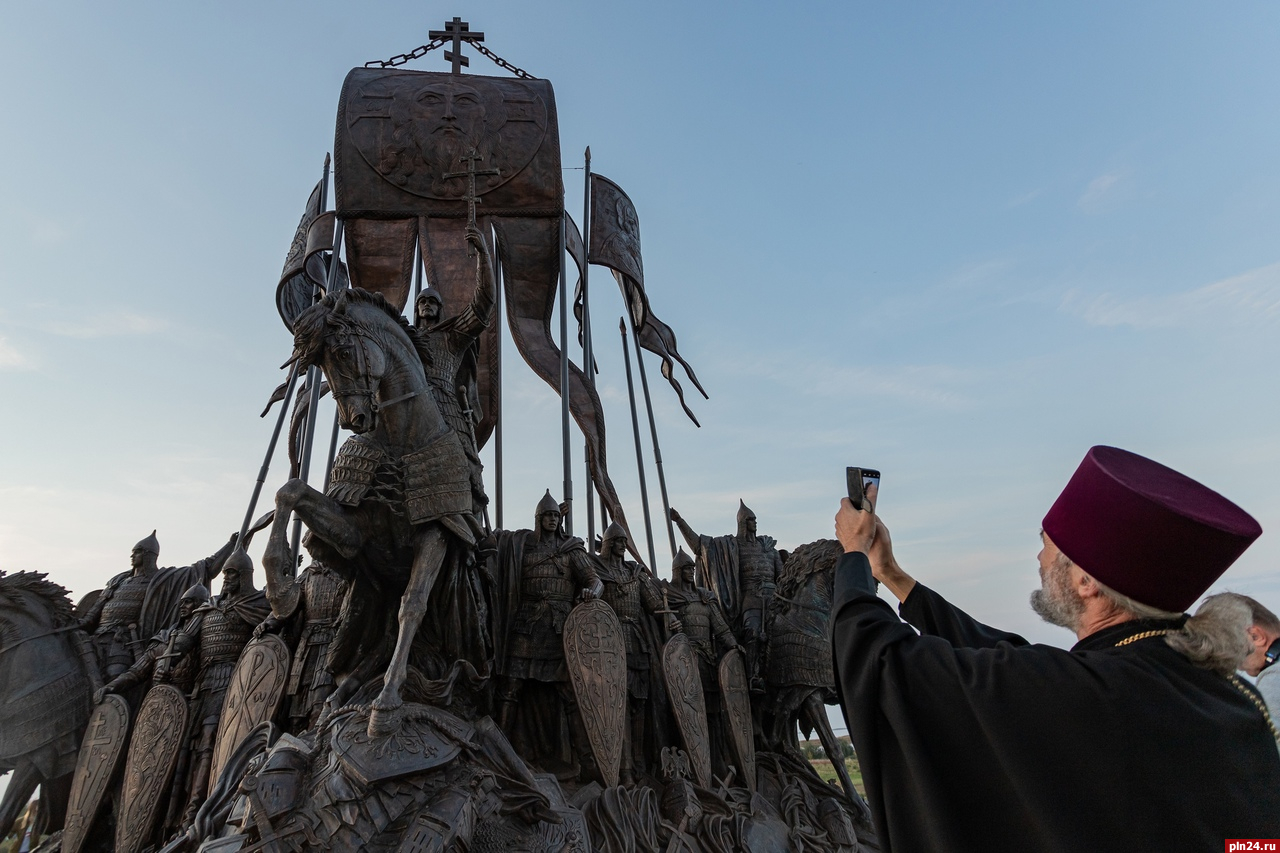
<box><xmin>494</xmin><ymin>248</ymin><xmax>504</xmax><ymax>530</ymax></box>
<box><xmin>582</xmin><ymin>146</ymin><xmax>595</xmax><ymax>547</ymax></box>
<box><xmin>559</xmin><ymin>210</ymin><xmax>573</xmax><ymax>534</ymax></box>
<box><xmin>620</xmin><ymin>317</ymin><xmax>657</xmax><ymax>571</ymax></box>
<box><xmin>239</xmin><ymin>154</ymin><xmax>329</xmax><ymax>547</ymax></box>
<box><xmin>290</xmin><ymin>216</ymin><xmax>345</xmax><ymax>568</ymax></box>
<box><xmin>629</xmin><ymin>312</ymin><xmax>678</xmax><ymax>560</ymax></box>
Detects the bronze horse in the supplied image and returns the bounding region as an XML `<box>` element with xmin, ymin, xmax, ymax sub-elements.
<box><xmin>0</xmin><ymin>571</ymin><xmax>94</xmax><ymax>840</ymax></box>
<box><xmin>262</xmin><ymin>287</ymin><xmax>484</xmax><ymax>736</ymax></box>
<box><xmin>763</xmin><ymin>540</ymin><xmax>862</xmax><ymax>804</ymax></box>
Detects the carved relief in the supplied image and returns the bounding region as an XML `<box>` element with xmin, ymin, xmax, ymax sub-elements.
<box><xmin>563</xmin><ymin>599</ymin><xmax>627</xmax><ymax>787</ymax></box>
<box><xmin>63</xmin><ymin>694</ymin><xmax>129</xmax><ymax>853</ymax></box>
<box><xmin>116</xmin><ymin>684</ymin><xmax>188</xmax><ymax>853</ymax></box>
<box><xmin>661</xmin><ymin>633</ymin><xmax>711</xmax><ymax>788</ymax></box>
<box><xmin>209</xmin><ymin>635</ymin><xmax>290</xmax><ymax>790</ymax></box>
<box><xmin>718</xmin><ymin>647</ymin><xmax>757</xmax><ymax>792</ymax></box>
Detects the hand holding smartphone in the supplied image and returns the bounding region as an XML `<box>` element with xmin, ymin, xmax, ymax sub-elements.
<box><xmin>846</xmin><ymin>467</ymin><xmax>881</xmax><ymax>513</ymax></box>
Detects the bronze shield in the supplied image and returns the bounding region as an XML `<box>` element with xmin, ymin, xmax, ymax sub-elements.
<box><xmin>63</xmin><ymin>694</ymin><xmax>129</xmax><ymax>853</ymax></box>
<box><xmin>661</xmin><ymin>633</ymin><xmax>711</xmax><ymax>788</ymax></box>
<box><xmin>718</xmin><ymin>647</ymin><xmax>756</xmax><ymax>792</ymax></box>
<box><xmin>116</xmin><ymin>684</ymin><xmax>188</xmax><ymax>853</ymax></box>
<box><xmin>562</xmin><ymin>599</ymin><xmax>627</xmax><ymax>787</ymax></box>
<box><xmin>210</xmin><ymin>635</ymin><xmax>290</xmax><ymax>790</ymax></box>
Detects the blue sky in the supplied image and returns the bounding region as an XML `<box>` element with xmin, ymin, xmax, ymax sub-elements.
<box><xmin>2</xmin><ymin>0</ymin><xmax>1279</xmax><ymax>667</ymax></box>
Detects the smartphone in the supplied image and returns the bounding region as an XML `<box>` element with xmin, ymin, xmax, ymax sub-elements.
<box><xmin>846</xmin><ymin>467</ymin><xmax>881</xmax><ymax>512</ymax></box>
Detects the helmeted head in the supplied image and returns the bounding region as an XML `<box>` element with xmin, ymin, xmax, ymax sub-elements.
<box><xmin>131</xmin><ymin>530</ymin><xmax>160</xmax><ymax>573</ymax></box>
<box><xmin>179</xmin><ymin>583</ymin><xmax>209</xmax><ymax>619</ymax></box>
<box><xmin>736</xmin><ymin>501</ymin><xmax>757</xmax><ymax>538</ymax></box>
<box><xmin>534</xmin><ymin>490</ymin><xmax>563</xmax><ymax>536</ymax></box>
<box><xmin>672</xmin><ymin>548</ymin><xmax>697</xmax><ymax>586</ymax></box>
<box><xmin>601</xmin><ymin>521</ymin><xmax>628</xmax><ymax>558</ymax></box>
<box><xmin>415</xmin><ymin>287</ymin><xmax>444</xmax><ymax>326</ymax></box>
<box><xmin>221</xmin><ymin>547</ymin><xmax>255</xmax><ymax>597</ymax></box>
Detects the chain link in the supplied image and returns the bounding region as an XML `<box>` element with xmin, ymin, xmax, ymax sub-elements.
<box><xmin>365</xmin><ymin>38</ymin><xmax>536</xmax><ymax>79</ymax></box>
<box><xmin>471</xmin><ymin>42</ymin><xmax>536</xmax><ymax>79</ymax></box>
<box><xmin>364</xmin><ymin>38</ymin><xmax>447</xmax><ymax>69</ymax></box>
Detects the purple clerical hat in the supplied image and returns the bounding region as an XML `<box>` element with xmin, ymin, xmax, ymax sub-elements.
<box><xmin>1042</xmin><ymin>446</ymin><xmax>1262</xmax><ymax>613</ymax></box>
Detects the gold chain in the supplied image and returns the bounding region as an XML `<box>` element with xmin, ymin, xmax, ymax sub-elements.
<box><xmin>1113</xmin><ymin>629</ymin><xmax>1280</xmax><ymax>743</ymax></box>
<box><xmin>1113</xmin><ymin>629</ymin><xmax>1172</xmax><ymax>646</ymax></box>
<box><xmin>1227</xmin><ymin>673</ymin><xmax>1280</xmax><ymax>745</ymax></box>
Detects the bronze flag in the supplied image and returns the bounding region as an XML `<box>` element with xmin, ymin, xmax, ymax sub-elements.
<box><xmin>333</xmin><ymin>68</ymin><xmax>636</xmax><ymax>546</ymax></box>
<box><xmin>588</xmin><ymin>174</ymin><xmax>708</xmax><ymax>425</ymax></box>
<box><xmin>563</xmin><ymin>599</ymin><xmax>627</xmax><ymax>787</ymax></box>
<box><xmin>63</xmin><ymin>695</ymin><xmax>129</xmax><ymax>853</ymax></box>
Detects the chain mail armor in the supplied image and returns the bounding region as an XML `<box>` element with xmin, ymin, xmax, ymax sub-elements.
<box><xmin>600</xmin><ymin>562</ymin><xmax>663</xmax><ymax>700</ymax></box>
<box><xmin>672</xmin><ymin>589</ymin><xmax>735</xmax><ymax>691</ymax></box>
<box><xmin>285</xmin><ymin>566</ymin><xmax>347</xmax><ymax>724</ymax></box>
<box><xmin>506</xmin><ymin>536</ymin><xmax>600</xmax><ymax>683</ymax></box>
<box><xmin>737</xmin><ymin>539</ymin><xmax>779</xmax><ymax>612</ymax></box>
<box><xmin>86</xmin><ymin>574</ymin><xmax>152</xmax><ymax>678</ymax></box>
<box><xmin>189</xmin><ymin>600</ymin><xmax>257</xmax><ymax>724</ymax></box>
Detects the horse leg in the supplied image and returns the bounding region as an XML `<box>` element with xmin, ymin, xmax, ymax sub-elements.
<box><xmin>264</xmin><ymin>479</ymin><xmax>362</xmax><ymax>583</ymax></box>
<box><xmin>369</xmin><ymin>525</ymin><xmax>448</xmax><ymax>736</ymax></box>
<box><xmin>0</xmin><ymin>763</ymin><xmax>39</xmax><ymax>842</ymax></box>
<box><xmin>39</xmin><ymin>771</ymin><xmax>72</xmax><ymax>832</ymax></box>
<box><xmin>805</xmin><ymin>691</ymin><xmax>858</xmax><ymax>803</ymax></box>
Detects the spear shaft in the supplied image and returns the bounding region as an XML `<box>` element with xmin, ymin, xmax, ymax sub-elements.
<box><xmin>582</xmin><ymin>147</ymin><xmax>595</xmax><ymax>547</ymax></box>
<box><xmin>621</xmin><ymin>317</ymin><xmax>657</xmax><ymax>572</ymax></box>
<box><xmin>629</xmin><ymin>313</ymin><xmax>678</xmax><ymax>560</ymax></box>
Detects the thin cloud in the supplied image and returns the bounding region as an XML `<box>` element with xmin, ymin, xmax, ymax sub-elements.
<box><xmin>1077</xmin><ymin>170</ymin><xmax>1128</xmax><ymax>212</ymax></box>
<box><xmin>44</xmin><ymin>311</ymin><xmax>169</xmax><ymax>339</ymax></box>
<box><xmin>1061</xmin><ymin>261</ymin><xmax>1280</xmax><ymax>329</ymax></box>
<box><xmin>0</xmin><ymin>335</ymin><xmax>29</xmax><ymax>369</ymax></box>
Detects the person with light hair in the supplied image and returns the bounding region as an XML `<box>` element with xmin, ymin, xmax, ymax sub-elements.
<box><xmin>831</xmin><ymin>445</ymin><xmax>1280</xmax><ymax>852</ymax></box>
<box><xmin>1215</xmin><ymin>592</ymin><xmax>1280</xmax><ymax>718</ymax></box>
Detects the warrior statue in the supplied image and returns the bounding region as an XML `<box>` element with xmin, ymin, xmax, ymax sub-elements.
<box><xmin>665</xmin><ymin>548</ymin><xmax>740</xmax><ymax>778</ymax></box>
<box><xmin>412</xmin><ymin>222</ymin><xmax>494</xmax><ymax>516</ymax></box>
<box><xmin>78</xmin><ymin>530</ymin><xmax>239</xmax><ymax>684</ymax></box>
<box><xmin>158</xmin><ymin>548</ymin><xmax>270</xmax><ymax>822</ymax></box>
<box><xmin>94</xmin><ymin>583</ymin><xmax>209</xmax><ymax>704</ymax></box>
<box><xmin>670</xmin><ymin>502</ymin><xmax>782</xmax><ymax>692</ymax></box>
<box><xmin>256</xmin><ymin>547</ymin><xmax>349</xmax><ymax>730</ymax></box>
<box><xmin>596</xmin><ymin>521</ymin><xmax>671</xmax><ymax>784</ymax></box>
<box><xmin>491</xmin><ymin>491</ymin><xmax>604</xmax><ymax>780</ymax></box>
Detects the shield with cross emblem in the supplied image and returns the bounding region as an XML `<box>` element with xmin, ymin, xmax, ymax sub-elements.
<box><xmin>662</xmin><ymin>632</ymin><xmax>712</xmax><ymax>788</ymax></box>
<box><xmin>563</xmin><ymin>598</ymin><xmax>627</xmax><ymax>787</ymax></box>
<box><xmin>116</xmin><ymin>683</ymin><xmax>188</xmax><ymax>853</ymax></box>
<box><xmin>718</xmin><ymin>647</ymin><xmax>756</xmax><ymax>792</ymax></box>
<box><xmin>62</xmin><ymin>694</ymin><xmax>129</xmax><ymax>853</ymax></box>
<box><xmin>209</xmin><ymin>634</ymin><xmax>290</xmax><ymax>791</ymax></box>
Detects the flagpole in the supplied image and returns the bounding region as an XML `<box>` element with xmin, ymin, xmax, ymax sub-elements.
<box><xmin>582</xmin><ymin>147</ymin><xmax>595</xmax><ymax>548</ymax></box>
<box><xmin>620</xmin><ymin>317</ymin><xmax>658</xmax><ymax>571</ymax></box>
<box><xmin>291</xmin><ymin>215</ymin><xmax>344</xmax><ymax>569</ymax></box>
<box><xmin>493</xmin><ymin>242</ymin><xmax>504</xmax><ymax>531</ymax></box>
<box><xmin>559</xmin><ymin>209</ymin><xmax>573</xmax><ymax>534</ymax></box>
<box><xmin>629</xmin><ymin>313</ymin><xmax>678</xmax><ymax>561</ymax></box>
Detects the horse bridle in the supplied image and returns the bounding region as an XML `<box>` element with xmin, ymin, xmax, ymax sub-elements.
<box><xmin>325</xmin><ymin>326</ymin><xmax>425</xmax><ymax>416</ymax></box>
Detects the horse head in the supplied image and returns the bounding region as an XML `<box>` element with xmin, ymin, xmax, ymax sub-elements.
<box><xmin>290</xmin><ymin>288</ymin><xmax>425</xmax><ymax>435</ymax></box>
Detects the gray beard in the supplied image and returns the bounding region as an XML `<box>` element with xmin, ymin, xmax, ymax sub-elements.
<box><xmin>1030</xmin><ymin>560</ymin><xmax>1084</xmax><ymax>631</ymax></box>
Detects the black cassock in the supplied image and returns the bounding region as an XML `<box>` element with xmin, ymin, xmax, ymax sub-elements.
<box><xmin>830</xmin><ymin>551</ymin><xmax>1280</xmax><ymax>853</ymax></box>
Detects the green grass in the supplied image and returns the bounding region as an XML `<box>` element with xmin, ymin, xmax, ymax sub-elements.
<box><xmin>808</xmin><ymin>756</ymin><xmax>866</xmax><ymax>797</ymax></box>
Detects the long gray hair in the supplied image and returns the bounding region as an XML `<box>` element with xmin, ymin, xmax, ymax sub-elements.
<box><xmin>1095</xmin><ymin>580</ymin><xmax>1252</xmax><ymax>674</ymax></box>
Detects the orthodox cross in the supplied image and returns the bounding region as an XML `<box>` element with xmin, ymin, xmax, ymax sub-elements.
<box><xmin>429</xmin><ymin>17</ymin><xmax>484</xmax><ymax>75</ymax></box>
<box><xmin>443</xmin><ymin>148</ymin><xmax>499</xmax><ymax>228</ymax></box>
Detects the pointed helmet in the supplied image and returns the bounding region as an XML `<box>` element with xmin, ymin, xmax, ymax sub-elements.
<box><xmin>180</xmin><ymin>582</ymin><xmax>210</xmax><ymax>605</ymax></box>
<box><xmin>601</xmin><ymin>521</ymin><xmax>628</xmax><ymax>551</ymax></box>
<box><xmin>736</xmin><ymin>500</ymin><xmax>756</xmax><ymax>526</ymax></box>
<box><xmin>536</xmin><ymin>490</ymin><xmax>561</xmax><ymax>517</ymax></box>
<box><xmin>672</xmin><ymin>548</ymin><xmax>696</xmax><ymax>572</ymax></box>
<box><xmin>134</xmin><ymin>530</ymin><xmax>160</xmax><ymax>556</ymax></box>
<box><xmin>222</xmin><ymin>547</ymin><xmax>255</xmax><ymax>588</ymax></box>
